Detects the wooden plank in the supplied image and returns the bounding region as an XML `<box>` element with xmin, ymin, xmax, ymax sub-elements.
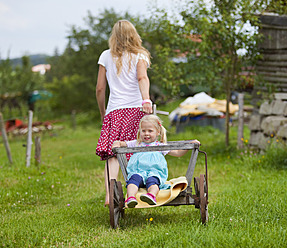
<box><xmin>259</xmin><ymin>15</ymin><xmax>287</xmax><ymax>27</ymax></box>
<box><xmin>258</xmin><ymin>76</ymin><xmax>287</xmax><ymax>83</ymax></box>
<box><xmin>256</xmin><ymin>66</ymin><xmax>287</xmax><ymax>72</ymax></box>
<box><xmin>258</xmin><ymin>71</ymin><xmax>287</xmax><ymax>78</ymax></box>
<box><xmin>0</xmin><ymin>113</ymin><xmax>13</xmax><ymax>164</ymax></box>
<box><xmin>257</xmin><ymin>61</ymin><xmax>287</xmax><ymax>66</ymax></box>
<box><xmin>185</xmin><ymin>149</ymin><xmax>199</xmax><ymax>187</ymax></box>
<box><xmin>237</xmin><ymin>93</ymin><xmax>244</xmax><ymax>149</ymax></box>
<box><xmin>262</xmin><ymin>54</ymin><xmax>287</xmax><ymax>61</ymax></box>
<box><xmin>112</xmin><ymin>142</ymin><xmax>198</xmax><ymax>154</ymax></box>
<box><xmin>26</xmin><ymin>111</ymin><xmax>33</xmax><ymax>167</ymax></box>
<box><xmin>35</xmin><ymin>136</ymin><xmax>41</xmax><ymax>166</ymax></box>
<box><xmin>117</xmin><ymin>154</ymin><xmax>128</xmax><ymax>181</ymax></box>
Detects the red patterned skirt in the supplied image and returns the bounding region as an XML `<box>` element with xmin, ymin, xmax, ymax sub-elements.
<box><xmin>96</xmin><ymin>107</ymin><xmax>145</xmax><ymax>160</ymax></box>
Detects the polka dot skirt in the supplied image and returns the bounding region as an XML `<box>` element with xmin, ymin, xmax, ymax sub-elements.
<box><xmin>96</xmin><ymin>107</ymin><xmax>145</xmax><ymax>160</ymax></box>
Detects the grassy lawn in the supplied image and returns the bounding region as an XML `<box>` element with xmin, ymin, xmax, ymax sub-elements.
<box><xmin>0</xmin><ymin>110</ymin><xmax>286</xmax><ymax>247</ymax></box>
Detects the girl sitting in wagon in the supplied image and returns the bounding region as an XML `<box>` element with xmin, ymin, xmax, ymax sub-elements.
<box><xmin>112</xmin><ymin>114</ymin><xmax>200</xmax><ymax>208</ymax></box>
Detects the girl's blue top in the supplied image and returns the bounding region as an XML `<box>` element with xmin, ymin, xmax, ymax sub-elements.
<box><xmin>126</xmin><ymin>140</ymin><xmax>170</xmax><ymax>189</ymax></box>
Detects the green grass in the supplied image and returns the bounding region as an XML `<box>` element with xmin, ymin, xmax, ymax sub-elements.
<box><xmin>0</xmin><ymin>115</ymin><xmax>286</xmax><ymax>247</ymax></box>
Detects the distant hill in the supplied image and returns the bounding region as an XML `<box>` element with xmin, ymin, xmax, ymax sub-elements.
<box><xmin>6</xmin><ymin>54</ymin><xmax>50</xmax><ymax>67</ymax></box>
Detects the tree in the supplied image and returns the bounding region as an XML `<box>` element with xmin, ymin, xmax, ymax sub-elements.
<box><xmin>150</xmin><ymin>0</ymin><xmax>269</xmax><ymax>146</ymax></box>
<box><xmin>0</xmin><ymin>56</ymin><xmax>44</xmax><ymax>116</ymax></box>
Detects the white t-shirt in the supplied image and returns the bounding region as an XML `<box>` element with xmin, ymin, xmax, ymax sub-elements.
<box><xmin>98</xmin><ymin>49</ymin><xmax>149</xmax><ymax>115</ymax></box>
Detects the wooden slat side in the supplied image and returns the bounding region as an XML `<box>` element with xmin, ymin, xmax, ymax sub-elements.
<box><xmin>117</xmin><ymin>154</ymin><xmax>128</xmax><ymax>181</ymax></box>
<box><xmin>185</xmin><ymin>149</ymin><xmax>199</xmax><ymax>187</ymax></box>
<box><xmin>112</xmin><ymin>142</ymin><xmax>198</xmax><ymax>154</ymax></box>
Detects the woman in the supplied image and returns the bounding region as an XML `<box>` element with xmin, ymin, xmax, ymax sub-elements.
<box><xmin>96</xmin><ymin>20</ymin><xmax>153</xmax><ymax>206</ymax></box>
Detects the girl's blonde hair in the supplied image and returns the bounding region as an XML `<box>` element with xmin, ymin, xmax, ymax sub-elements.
<box><xmin>137</xmin><ymin>115</ymin><xmax>167</xmax><ymax>144</ymax></box>
<box><xmin>109</xmin><ymin>20</ymin><xmax>151</xmax><ymax>76</ymax></box>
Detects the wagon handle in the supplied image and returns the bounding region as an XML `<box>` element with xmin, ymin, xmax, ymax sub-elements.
<box><xmin>198</xmin><ymin>149</ymin><xmax>208</xmax><ymax>202</ymax></box>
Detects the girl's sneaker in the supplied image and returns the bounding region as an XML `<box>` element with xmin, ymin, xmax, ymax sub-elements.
<box><xmin>140</xmin><ymin>193</ymin><xmax>157</xmax><ymax>205</ymax></box>
<box><xmin>125</xmin><ymin>196</ymin><xmax>138</xmax><ymax>208</ymax></box>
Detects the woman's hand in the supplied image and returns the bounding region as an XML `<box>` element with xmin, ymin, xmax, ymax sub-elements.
<box><xmin>142</xmin><ymin>102</ymin><xmax>152</xmax><ymax>114</ymax></box>
<box><xmin>112</xmin><ymin>141</ymin><xmax>121</xmax><ymax>148</ymax></box>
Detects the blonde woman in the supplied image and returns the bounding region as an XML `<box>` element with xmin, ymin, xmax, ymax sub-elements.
<box><xmin>96</xmin><ymin>20</ymin><xmax>153</xmax><ymax>206</ymax></box>
<box><xmin>112</xmin><ymin>115</ymin><xmax>201</xmax><ymax>208</ymax></box>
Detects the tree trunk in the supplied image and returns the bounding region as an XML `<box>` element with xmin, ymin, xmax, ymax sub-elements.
<box><xmin>225</xmin><ymin>81</ymin><xmax>230</xmax><ymax>147</ymax></box>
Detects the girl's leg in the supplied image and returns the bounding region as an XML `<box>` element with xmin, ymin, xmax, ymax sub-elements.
<box><xmin>125</xmin><ymin>184</ymin><xmax>139</xmax><ymax>208</ymax></box>
<box><xmin>140</xmin><ymin>176</ymin><xmax>160</xmax><ymax>205</ymax></box>
<box><xmin>104</xmin><ymin>157</ymin><xmax>119</xmax><ymax>206</ymax></box>
<box><xmin>125</xmin><ymin>174</ymin><xmax>143</xmax><ymax>208</ymax></box>
<box><xmin>126</xmin><ymin>174</ymin><xmax>143</xmax><ymax>198</ymax></box>
<box><xmin>127</xmin><ymin>183</ymin><xmax>139</xmax><ymax>198</ymax></box>
<box><xmin>147</xmin><ymin>184</ymin><xmax>159</xmax><ymax>196</ymax></box>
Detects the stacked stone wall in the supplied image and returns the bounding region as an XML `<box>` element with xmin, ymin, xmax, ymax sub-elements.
<box><xmin>249</xmin><ymin>93</ymin><xmax>287</xmax><ymax>150</ymax></box>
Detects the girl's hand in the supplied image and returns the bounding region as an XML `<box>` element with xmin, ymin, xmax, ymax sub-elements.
<box><xmin>112</xmin><ymin>141</ymin><xmax>127</xmax><ymax>148</ymax></box>
<box><xmin>190</xmin><ymin>139</ymin><xmax>201</xmax><ymax>145</ymax></box>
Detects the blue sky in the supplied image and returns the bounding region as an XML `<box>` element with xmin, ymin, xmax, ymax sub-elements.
<box><xmin>0</xmin><ymin>0</ymin><xmax>173</xmax><ymax>59</ymax></box>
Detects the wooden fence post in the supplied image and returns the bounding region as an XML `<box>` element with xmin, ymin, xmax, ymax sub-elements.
<box><xmin>237</xmin><ymin>93</ymin><xmax>244</xmax><ymax>149</ymax></box>
<box><xmin>35</xmin><ymin>136</ymin><xmax>41</xmax><ymax>166</ymax></box>
<box><xmin>0</xmin><ymin>113</ymin><xmax>13</xmax><ymax>164</ymax></box>
<box><xmin>26</xmin><ymin>110</ymin><xmax>33</xmax><ymax>167</ymax></box>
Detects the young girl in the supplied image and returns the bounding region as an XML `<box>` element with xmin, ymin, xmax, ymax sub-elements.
<box><xmin>112</xmin><ymin>115</ymin><xmax>200</xmax><ymax>208</ymax></box>
<box><xmin>96</xmin><ymin>20</ymin><xmax>153</xmax><ymax>206</ymax></box>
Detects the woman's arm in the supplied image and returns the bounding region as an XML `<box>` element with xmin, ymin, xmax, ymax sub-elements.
<box><xmin>137</xmin><ymin>59</ymin><xmax>152</xmax><ymax>114</ymax></box>
<box><xmin>168</xmin><ymin>140</ymin><xmax>201</xmax><ymax>157</ymax></box>
<box><xmin>96</xmin><ymin>65</ymin><xmax>107</xmax><ymax>122</ymax></box>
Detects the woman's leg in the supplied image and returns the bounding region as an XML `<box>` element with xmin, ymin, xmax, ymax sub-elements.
<box><xmin>104</xmin><ymin>157</ymin><xmax>119</xmax><ymax>206</ymax></box>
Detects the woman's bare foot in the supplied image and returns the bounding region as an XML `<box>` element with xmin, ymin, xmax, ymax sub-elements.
<box><xmin>104</xmin><ymin>196</ymin><xmax>109</xmax><ymax>207</ymax></box>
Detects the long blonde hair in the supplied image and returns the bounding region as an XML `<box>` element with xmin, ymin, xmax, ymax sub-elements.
<box><xmin>137</xmin><ymin>115</ymin><xmax>167</xmax><ymax>144</ymax></box>
<box><xmin>109</xmin><ymin>20</ymin><xmax>151</xmax><ymax>75</ymax></box>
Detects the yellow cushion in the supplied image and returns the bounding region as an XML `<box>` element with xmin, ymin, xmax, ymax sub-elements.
<box><xmin>125</xmin><ymin>176</ymin><xmax>188</xmax><ymax>209</ymax></box>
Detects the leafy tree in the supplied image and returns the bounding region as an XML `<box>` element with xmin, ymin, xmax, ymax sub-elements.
<box><xmin>45</xmin><ymin>74</ymin><xmax>94</xmax><ymax>114</ymax></box>
<box><xmin>150</xmin><ymin>0</ymin><xmax>269</xmax><ymax>146</ymax></box>
<box><xmin>0</xmin><ymin>56</ymin><xmax>44</xmax><ymax>116</ymax></box>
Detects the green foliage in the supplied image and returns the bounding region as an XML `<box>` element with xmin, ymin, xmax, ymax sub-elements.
<box><xmin>266</xmin><ymin>0</ymin><xmax>287</xmax><ymax>15</ymax></box>
<box><xmin>0</xmin><ymin>115</ymin><xmax>286</xmax><ymax>246</ymax></box>
<box><xmin>45</xmin><ymin>74</ymin><xmax>97</xmax><ymax>114</ymax></box>
<box><xmin>0</xmin><ymin>56</ymin><xmax>45</xmax><ymax>118</ymax></box>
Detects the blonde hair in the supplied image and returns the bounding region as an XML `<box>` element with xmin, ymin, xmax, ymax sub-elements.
<box><xmin>137</xmin><ymin>115</ymin><xmax>167</xmax><ymax>144</ymax></box>
<box><xmin>109</xmin><ymin>20</ymin><xmax>151</xmax><ymax>75</ymax></box>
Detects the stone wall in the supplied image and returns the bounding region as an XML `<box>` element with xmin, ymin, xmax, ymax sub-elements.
<box><xmin>249</xmin><ymin>93</ymin><xmax>287</xmax><ymax>150</ymax></box>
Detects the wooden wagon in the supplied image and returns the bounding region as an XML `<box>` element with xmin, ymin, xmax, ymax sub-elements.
<box><xmin>108</xmin><ymin>140</ymin><xmax>208</xmax><ymax>228</ymax></box>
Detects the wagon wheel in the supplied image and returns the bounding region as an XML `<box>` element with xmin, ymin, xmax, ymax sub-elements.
<box><xmin>117</xmin><ymin>181</ymin><xmax>125</xmax><ymax>218</ymax></box>
<box><xmin>199</xmin><ymin>174</ymin><xmax>208</xmax><ymax>224</ymax></box>
<box><xmin>109</xmin><ymin>179</ymin><xmax>124</xmax><ymax>228</ymax></box>
<box><xmin>194</xmin><ymin>177</ymin><xmax>200</xmax><ymax>208</ymax></box>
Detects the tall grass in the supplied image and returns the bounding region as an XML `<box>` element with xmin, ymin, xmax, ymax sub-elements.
<box><xmin>0</xmin><ymin>115</ymin><xmax>286</xmax><ymax>247</ymax></box>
